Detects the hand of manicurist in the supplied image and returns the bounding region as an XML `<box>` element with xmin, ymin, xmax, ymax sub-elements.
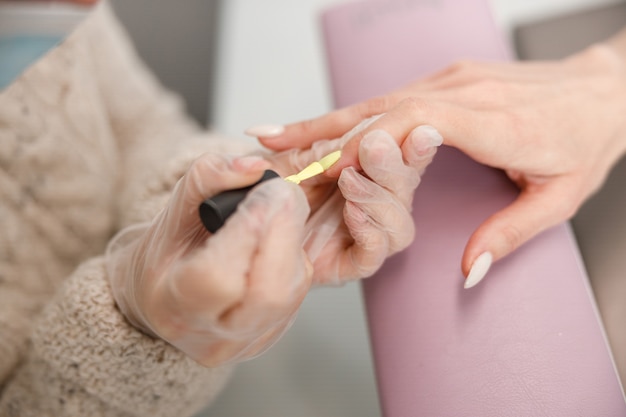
<box><xmin>254</xmin><ymin>36</ymin><xmax>626</xmax><ymax>285</ymax></box>
<box><xmin>267</xmin><ymin>117</ymin><xmax>441</xmax><ymax>285</ymax></box>
<box><xmin>106</xmin><ymin>153</ymin><xmax>312</xmax><ymax>367</ymax></box>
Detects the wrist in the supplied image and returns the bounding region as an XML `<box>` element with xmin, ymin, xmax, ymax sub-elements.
<box><xmin>599</xmin><ymin>29</ymin><xmax>626</xmax><ymax>78</ymax></box>
<box><xmin>604</xmin><ymin>27</ymin><xmax>626</xmax><ymax>66</ymax></box>
<box><xmin>575</xmin><ymin>30</ymin><xmax>626</xmax><ymax>165</ymax></box>
<box><xmin>604</xmin><ymin>29</ymin><xmax>626</xmax><ymax>159</ymax></box>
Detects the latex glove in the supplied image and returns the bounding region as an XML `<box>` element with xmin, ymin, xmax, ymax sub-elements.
<box><xmin>268</xmin><ymin>118</ymin><xmax>441</xmax><ymax>284</ymax></box>
<box><xmin>106</xmin><ymin>153</ymin><xmax>312</xmax><ymax>366</ymax></box>
<box><xmin>256</xmin><ymin>39</ymin><xmax>626</xmax><ymax>285</ymax></box>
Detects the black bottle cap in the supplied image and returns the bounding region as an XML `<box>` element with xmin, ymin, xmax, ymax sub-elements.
<box><xmin>198</xmin><ymin>170</ymin><xmax>280</xmax><ymax>233</ymax></box>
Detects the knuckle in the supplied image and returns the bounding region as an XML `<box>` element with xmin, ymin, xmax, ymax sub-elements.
<box><xmin>459</xmin><ymin>78</ymin><xmax>520</xmax><ymax>107</ymax></box>
<box><xmin>256</xmin><ymin>274</ymin><xmax>308</xmax><ymax>312</ymax></box>
<box><xmin>298</xmin><ymin>118</ymin><xmax>318</xmax><ymax>136</ymax></box>
<box><xmin>362</xmin><ymin>96</ymin><xmax>392</xmax><ymax>117</ymax></box>
<box><xmin>205</xmin><ymin>278</ymin><xmax>246</xmax><ymax>308</ymax></box>
<box><xmin>448</xmin><ymin>59</ymin><xmax>481</xmax><ymax>76</ymax></box>
<box><xmin>398</xmin><ymin>96</ymin><xmax>429</xmax><ymax>116</ymax></box>
<box><xmin>467</xmin><ymin>78</ymin><xmax>509</xmax><ymax>100</ymax></box>
<box><xmin>448</xmin><ymin>60</ymin><xmax>470</xmax><ymax>73</ymax></box>
<box><xmin>499</xmin><ymin>223</ymin><xmax>526</xmax><ymax>255</ymax></box>
<box><xmin>189</xmin><ymin>152</ymin><xmax>227</xmax><ymax>179</ymax></box>
<box><xmin>391</xmin><ymin>220</ymin><xmax>415</xmax><ymax>253</ymax></box>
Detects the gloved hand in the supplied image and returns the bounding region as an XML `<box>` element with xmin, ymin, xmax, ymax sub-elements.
<box><xmin>106</xmin><ymin>153</ymin><xmax>312</xmax><ymax>366</ymax></box>
<box><xmin>268</xmin><ymin>118</ymin><xmax>442</xmax><ymax>285</ymax></box>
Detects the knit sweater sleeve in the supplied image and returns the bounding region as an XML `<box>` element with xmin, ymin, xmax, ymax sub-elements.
<box><xmin>87</xmin><ymin>1</ymin><xmax>257</xmax><ymax>229</ymax></box>
<box><xmin>0</xmin><ymin>257</ymin><xmax>232</xmax><ymax>417</ymax></box>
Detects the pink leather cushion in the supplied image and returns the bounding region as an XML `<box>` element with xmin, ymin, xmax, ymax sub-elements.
<box><xmin>321</xmin><ymin>1</ymin><xmax>626</xmax><ymax>416</ymax></box>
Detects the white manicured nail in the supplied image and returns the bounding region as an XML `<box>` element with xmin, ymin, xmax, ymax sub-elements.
<box><xmin>464</xmin><ymin>252</ymin><xmax>492</xmax><ymax>289</ymax></box>
<box><xmin>244</xmin><ymin>124</ymin><xmax>285</xmax><ymax>138</ymax></box>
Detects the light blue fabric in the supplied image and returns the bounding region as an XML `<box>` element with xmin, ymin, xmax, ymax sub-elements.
<box><xmin>0</xmin><ymin>35</ymin><xmax>61</xmax><ymax>89</ymax></box>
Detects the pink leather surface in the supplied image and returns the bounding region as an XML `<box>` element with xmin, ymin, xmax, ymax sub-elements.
<box><xmin>321</xmin><ymin>1</ymin><xmax>626</xmax><ymax>416</ymax></box>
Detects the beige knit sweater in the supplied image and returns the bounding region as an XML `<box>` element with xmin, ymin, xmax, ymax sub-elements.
<box><xmin>0</xmin><ymin>2</ymin><xmax>258</xmax><ymax>416</ymax></box>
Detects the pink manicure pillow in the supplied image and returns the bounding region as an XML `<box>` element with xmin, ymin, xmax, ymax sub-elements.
<box><xmin>321</xmin><ymin>1</ymin><xmax>626</xmax><ymax>415</ymax></box>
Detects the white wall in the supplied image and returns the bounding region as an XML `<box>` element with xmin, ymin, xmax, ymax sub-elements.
<box><xmin>203</xmin><ymin>1</ymin><xmax>622</xmax><ymax>416</ymax></box>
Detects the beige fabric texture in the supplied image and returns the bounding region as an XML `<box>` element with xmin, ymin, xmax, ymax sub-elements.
<box><xmin>0</xmin><ymin>2</ymin><xmax>258</xmax><ymax>415</ymax></box>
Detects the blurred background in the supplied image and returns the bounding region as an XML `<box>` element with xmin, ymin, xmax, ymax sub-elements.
<box><xmin>2</xmin><ymin>0</ymin><xmax>623</xmax><ymax>415</ymax></box>
<box><xmin>109</xmin><ymin>0</ymin><xmax>623</xmax><ymax>416</ymax></box>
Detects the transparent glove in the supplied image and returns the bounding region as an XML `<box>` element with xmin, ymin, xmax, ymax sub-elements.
<box><xmin>268</xmin><ymin>118</ymin><xmax>441</xmax><ymax>285</ymax></box>
<box><xmin>106</xmin><ymin>153</ymin><xmax>312</xmax><ymax>366</ymax></box>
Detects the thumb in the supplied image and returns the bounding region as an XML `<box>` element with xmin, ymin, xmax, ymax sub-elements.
<box><xmin>462</xmin><ymin>181</ymin><xmax>577</xmax><ymax>289</ymax></box>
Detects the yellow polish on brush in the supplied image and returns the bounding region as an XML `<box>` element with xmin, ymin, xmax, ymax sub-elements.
<box><xmin>199</xmin><ymin>150</ymin><xmax>342</xmax><ymax>233</ymax></box>
<box><xmin>284</xmin><ymin>150</ymin><xmax>342</xmax><ymax>184</ymax></box>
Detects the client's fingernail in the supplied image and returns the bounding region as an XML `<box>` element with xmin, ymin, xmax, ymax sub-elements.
<box><xmin>244</xmin><ymin>124</ymin><xmax>285</xmax><ymax>138</ymax></box>
<box><xmin>464</xmin><ymin>252</ymin><xmax>492</xmax><ymax>289</ymax></box>
<box><xmin>410</xmin><ymin>125</ymin><xmax>443</xmax><ymax>155</ymax></box>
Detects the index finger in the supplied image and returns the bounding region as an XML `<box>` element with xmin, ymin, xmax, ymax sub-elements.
<box><xmin>325</xmin><ymin>98</ymin><xmax>465</xmax><ymax>176</ymax></box>
<box><xmin>256</xmin><ymin>94</ymin><xmax>398</xmax><ymax>152</ymax></box>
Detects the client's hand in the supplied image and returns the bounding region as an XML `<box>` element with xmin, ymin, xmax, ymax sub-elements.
<box><xmin>257</xmin><ymin>41</ymin><xmax>626</xmax><ymax>286</ymax></box>
<box><xmin>268</xmin><ymin>119</ymin><xmax>441</xmax><ymax>285</ymax></box>
<box><xmin>106</xmin><ymin>153</ymin><xmax>312</xmax><ymax>366</ymax></box>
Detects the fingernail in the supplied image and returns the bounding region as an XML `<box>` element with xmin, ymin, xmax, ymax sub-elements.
<box><xmin>464</xmin><ymin>252</ymin><xmax>492</xmax><ymax>289</ymax></box>
<box><xmin>232</xmin><ymin>155</ymin><xmax>269</xmax><ymax>171</ymax></box>
<box><xmin>410</xmin><ymin>125</ymin><xmax>443</xmax><ymax>155</ymax></box>
<box><xmin>359</xmin><ymin>132</ymin><xmax>392</xmax><ymax>159</ymax></box>
<box><xmin>244</xmin><ymin>124</ymin><xmax>285</xmax><ymax>138</ymax></box>
<box><xmin>362</xmin><ymin>128</ymin><xmax>394</xmax><ymax>144</ymax></box>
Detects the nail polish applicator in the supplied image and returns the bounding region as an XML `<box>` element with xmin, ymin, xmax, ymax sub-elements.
<box><xmin>198</xmin><ymin>150</ymin><xmax>342</xmax><ymax>233</ymax></box>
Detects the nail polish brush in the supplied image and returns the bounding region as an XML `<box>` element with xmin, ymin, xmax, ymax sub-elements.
<box><xmin>198</xmin><ymin>151</ymin><xmax>341</xmax><ymax>233</ymax></box>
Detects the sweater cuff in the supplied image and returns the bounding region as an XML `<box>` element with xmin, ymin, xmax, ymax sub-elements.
<box><xmin>28</xmin><ymin>257</ymin><xmax>232</xmax><ymax>417</ymax></box>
